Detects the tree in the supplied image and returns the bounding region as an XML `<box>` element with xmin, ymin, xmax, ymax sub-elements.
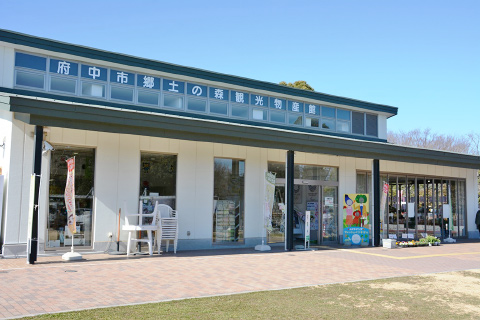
<box><xmin>387</xmin><ymin>128</ymin><xmax>471</xmax><ymax>153</ymax></box>
<box><xmin>279</xmin><ymin>80</ymin><xmax>314</xmax><ymax>91</ymax></box>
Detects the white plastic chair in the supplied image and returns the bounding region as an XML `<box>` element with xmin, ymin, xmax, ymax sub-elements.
<box><xmin>122</xmin><ymin>201</ymin><xmax>158</xmax><ymax>256</ymax></box>
<box><xmin>155</xmin><ymin>204</ymin><xmax>178</xmax><ymax>254</ymax></box>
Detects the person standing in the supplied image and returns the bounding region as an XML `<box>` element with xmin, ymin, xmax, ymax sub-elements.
<box><xmin>476</xmin><ymin>210</ymin><xmax>480</xmax><ymax>237</ymax></box>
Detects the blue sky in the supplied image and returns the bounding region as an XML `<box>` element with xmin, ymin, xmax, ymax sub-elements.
<box><xmin>1</xmin><ymin>0</ymin><xmax>479</xmax><ymax>136</ymax></box>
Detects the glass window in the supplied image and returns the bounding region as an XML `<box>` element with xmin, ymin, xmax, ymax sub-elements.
<box><xmin>294</xmin><ymin>165</ymin><xmax>338</xmax><ymax>181</ymax></box>
<box><xmin>111</xmin><ymin>86</ymin><xmax>134</xmax><ymax>102</ymax></box>
<box><xmin>50</xmin><ymin>77</ymin><xmax>76</xmax><ymax>94</ymax></box>
<box><xmin>306</xmin><ymin>117</ymin><xmax>319</xmax><ymax>128</ymax></box>
<box><xmin>140</xmin><ymin>153</ymin><xmax>177</xmax><ymax>209</ymax></box>
<box><xmin>81</xmin><ymin>82</ymin><xmax>105</xmax><ymax>98</ymax></box>
<box><xmin>270</xmin><ymin>111</ymin><xmax>285</xmax><ymax>123</ymax></box>
<box><xmin>352</xmin><ymin>112</ymin><xmax>365</xmax><ymax>135</ymax></box>
<box><xmin>213</xmin><ymin>158</ymin><xmax>245</xmax><ymax>243</ymax></box>
<box><xmin>337</xmin><ymin>120</ymin><xmax>350</xmax><ymax>133</ymax></box>
<box><xmin>15</xmin><ymin>52</ymin><xmax>46</xmax><ymax>71</ymax></box>
<box><xmin>164</xmin><ymin>94</ymin><xmax>183</xmax><ymax>109</ymax></box>
<box><xmin>187</xmin><ymin>98</ymin><xmax>207</xmax><ymax>112</ymax></box>
<box><xmin>337</xmin><ymin>109</ymin><xmax>350</xmax><ymax>120</ymax></box>
<box><xmin>15</xmin><ymin>70</ymin><xmax>44</xmax><ymax>89</ymax></box>
<box><xmin>288</xmin><ymin>114</ymin><xmax>302</xmax><ymax>126</ymax></box>
<box><xmin>268</xmin><ymin>162</ymin><xmax>285</xmax><ymax>179</ymax></box>
<box><xmin>210</xmin><ymin>102</ymin><xmax>228</xmax><ymax>115</ymax></box>
<box><xmin>321</xmin><ymin>119</ymin><xmax>335</xmax><ymax>130</ymax></box>
<box><xmin>138</xmin><ymin>90</ymin><xmax>159</xmax><ymax>106</ymax></box>
<box><xmin>232</xmin><ymin>105</ymin><xmax>248</xmax><ymax>118</ymax></box>
<box><xmin>252</xmin><ymin>108</ymin><xmax>267</xmax><ymax>120</ymax></box>
<box><xmin>356</xmin><ymin>173</ymin><xmax>367</xmax><ymax>194</ymax></box>
<box><xmin>48</xmin><ymin>147</ymin><xmax>95</xmax><ymax>248</ymax></box>
<box><xmin>322</xmin><ymin>106</ymin><xmax>335</xmax><ymax>118</ymax></box>
<box><xmin>366</xmin><ymin>114</ymin><xmax>378</xmax><ymax>136</ymax></box>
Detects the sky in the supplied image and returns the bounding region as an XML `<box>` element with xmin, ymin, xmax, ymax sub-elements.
<box><xmin>1</xmin><ymin>0</ymin><xmax>479</xmax><ymax>137</ymax></box>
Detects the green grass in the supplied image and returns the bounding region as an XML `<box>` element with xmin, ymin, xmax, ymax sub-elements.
<box><xmin>23</xmin><ymin>271</ymin><xmax>480</xmax><ymax>320</ymax></box>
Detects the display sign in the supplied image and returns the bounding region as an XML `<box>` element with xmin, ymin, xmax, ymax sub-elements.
<box><xmin>325</xmin><ymin>197</ymin><xmax>334</xmax><ymax>206</ymax></box>
<box><xmin>264</xmin><ymin>171</ymin><xmax>276</xmax><ymax>234</ymax></box>
<box><xmin>65</xmin><ymin>157</ymin><xmax>76</xmax><ymax>234</ymax></box>
<box><xmin>343</xmin><ymin>193</ymin><xmax>369</xmax><ymax>245</ymax></box>
<box><xmin>305</xmin><ymin>210</ymin><xmax>311</xmax><ymax>247</ymax></box>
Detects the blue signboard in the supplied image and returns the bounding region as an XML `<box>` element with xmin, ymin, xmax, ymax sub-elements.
<box><xmin>343</xmin><ymin>227</ymin><xmax>369</xmax><ymax>245</ymax></box>
<box><xmin>288</xmin><ymin>101</ymin><xmax>304</xmax><ymax>113</ymax></box>
<box><xmin>305</xmin><ymin>103</ymin><xmax>320</xmax><ymax>116</ymax></box>
<box><xmin>187</xmin><ymin>83</ymin><xmax>207</xmax><ymax>97</ymax></box>
<box><xmin>163</xmin><ymin>79</ymin><xmax>185</xmax><ymax>94</ymax></box>
<box><xmin>50</xmin><ymin>59</ymin><xmax>78</xmax><ymax>76</ymax></box>
<box><xmin>209</xmin><ymin>87</ymin><xmax>229</xmax><ymax>100</ymax></box>
<box><xmin>81</xmin><ymin>64</ymin><xmax>107</xmax><ymax>81</ymax></box>
<box><xmin>251</xmin><ymin>94</ymin><xmax>269</xmax><ymax>107</ymax></box>
<box><xmin>230</xmin><ymin>90</ymin><xmax>249</xmax><ymax>104</ymax></box>
<box><xmin>270</xmin><ymin>97</ymin><xmax>286</xmax><ymax>111</ymax></box>
<box><xmin>137</xmin><ymin>74</ymin><xmax>160</xmax><ymax>90</ymax></box>
<box><xmin>15</xmin><ymin>52</ymin><xmax>46</xmax><ymax>71</ymax></box>
<box><xmin>110</xmin><ymin>70</ymin><xmax>135</xmax><ymax>86</ymax></box>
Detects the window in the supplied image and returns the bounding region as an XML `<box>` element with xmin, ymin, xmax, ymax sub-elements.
<box><xmin>82</xmin><ymin>82</ymin><xmax>105</xmax><ymax>98</ymax></box>
<box><xmin>366</xmin><ymin>114</ymin><xmax>378</xmax><ymax>136</ymax></box>
<box><xmin>252</xmin><ymin>108</ymin><xmax>267</xmax><ymax>120</ymax></box>
<box><xmin>210</xmin><ymin>102</ymin><xmax>228</xmax><ymax>115</ymax></box>
<box><xmin>140</xmin><ymin>153</ymin><xmax>177</xmax><ymax>209</ymax></box>
<box><xmin>231</xmin><ymin>105</ymin><xmax>248</xmax><ymax>118</ymax></box>
<box><xmin>213</xmin><ymin>158</ymin><xmax>245</xmax><ymax>243</ymax></box>
<box><xmin>138</xmin><ymin>90</ymin><xmax>159</xmax><ymax>106</ymax></box>
<box><xmin>187</xmin><ymin>98</ymin><xmax>206</xmax><ymax>112</ymax></box>
<box><xmin>270</xmin><ymin>111</ymin><xmax>285</xmax><ymax>123</ymax></box>
<box><xmin>164</xmin><ymin>94</ymin><xmax>183</xmax><ymax>109</ymax></box>
<box><xmin>352</xmin><ymin>112</ymin><xmax>365</xmax><ymax>135</ymax></box>
<box><xmin>111</xmin><ymin>86</ymin><xmax>134</xmax><ymax>102</ymax></box>
<box><xmin>15</xmin><ymin>70</ymin><xmax>45</xmax><ymax>89</ymax></box>
<box><xmin>50</xmin><ymin>77</ymin><xmax>76</xmax><ymax>94</ymax></box>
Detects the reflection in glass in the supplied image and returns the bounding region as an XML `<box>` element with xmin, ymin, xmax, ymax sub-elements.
<box><xmin>306</xmin><ymin>117</ymin><xmax>319</xmax><ymax>128</ymax></box>
<box><xmin>164</xmin><ymin>94</ymin><xmax>183</xmax><ymax>109</ymax></box>
<box><xmin>213</xmin><ymin>158</ymin><xmax>245</xmax><ymax>243</ymax></box>
<box><xmin>16</xmin><ymin>71</ymin><xmax>44</xmax><ymax>89</ymax></box>
<box><xmin>288</xmin><ymin>115</ymin><xmax>302</xmax><ymax>125</ymax></box>
<box><xmin>82</xmin><ymin>82</ymin><xmax>105</xmax><ymax>98</ymax></box>
<box><xmin>187</xmin><ymin>98</ymin><xmax>207</xmax><ymax>112</ymax></box>
<box><xmin>210</xmin><ymin>102</ymin><xmax>228</xmax><ymax>115</ymax></box>
<box><xmin>50</xmin><ymin>77</ymin><xmax>76</xmax><ymax>94</ymax></box>
<box><xmin>322</xmin><ymin>186</ymin><xmax>338</xmax><ymax>242</ymax></box>
<box><xmin>48</xmin><ymin>147</ymin><xmax>95</xmax><ymax>248</ymax></box>
<box><xmin>138</xmin><ymin>91</ymin><xmax>159</xmax><ymax>105</ymax></box>
<box><xmin>139</xmin><ymin>153</ymin><xmax>177</xmax><ymax>208</ymax></box>
<box><xmin>111</xmin><ymin>86</ymin><xmax>134</xmax><ymax>101</ymax></box>
<box><xmin>321</xmin><ymin>119</ymin><xmax>335</xmax><ymax>130</ymax></box>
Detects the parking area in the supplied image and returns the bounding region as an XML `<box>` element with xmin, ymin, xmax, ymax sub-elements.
<box><xmin>1</xmin><ymin>242</ymin><xmax>480</xmax><ymax>319</ymax></box>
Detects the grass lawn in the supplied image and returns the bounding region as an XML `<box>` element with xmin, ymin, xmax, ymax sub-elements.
<box><xmin>23</xmin><ymin>270</ymin><xmax>480</xmax><ymax>320</ymax></box>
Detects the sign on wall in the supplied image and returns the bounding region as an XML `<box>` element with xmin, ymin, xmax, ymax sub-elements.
<box><xmin>343</xmin><ymin>193</ymin><xmax>369</xmax><ymax>245</ymax></box>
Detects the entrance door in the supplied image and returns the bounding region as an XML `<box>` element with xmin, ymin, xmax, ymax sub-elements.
<box><xmin>47</xmin><ymin>147</ymin><xmax>95</xmax><ymax>249</ymax></box>
<box><xmin>270</xmin><ymin>179</ymin><xmax>338</xmax><ymax>245</ymax></box>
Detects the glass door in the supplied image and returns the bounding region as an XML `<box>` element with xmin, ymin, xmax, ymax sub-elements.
<box><xmin>47</xmin><ymin>147</ymin><xmax>95</xmax><ymax>249</ymax></box>
<box><xmin>321</xmin><ymin>186</ymin><xmax>337</xmax><ymax>243</ymax></box>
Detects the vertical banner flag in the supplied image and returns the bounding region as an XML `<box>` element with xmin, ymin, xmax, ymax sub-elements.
<box><xmin>65</xmin><ymin>157</ymin><xmax>76</xmax><ymax>234</ymax></box>
<box><xmin>379</xmin><ymin>182</ymin><xmax>389</xmax><ymax>238</ymax></box>
<box><xmin>343</xmin><ymin>194</ymin><xmax>370</xmax><ymax>245</ymax></box>
<box><xmin>264</xmin><ymin>172</ymin><xmax>276</xmax><ymax>235</ymax></box>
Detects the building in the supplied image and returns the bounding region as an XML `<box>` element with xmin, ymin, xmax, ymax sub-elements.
<box><xmin>0</xmin><ymin>29</ymin><xmax>479</xmax><ymax>257</ymax></box>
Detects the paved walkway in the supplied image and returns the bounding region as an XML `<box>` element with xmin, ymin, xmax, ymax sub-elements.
<box><xmin>1</xmin><ymin>242</ymin><xmax>480</xmax><ymax>319</ymax></box>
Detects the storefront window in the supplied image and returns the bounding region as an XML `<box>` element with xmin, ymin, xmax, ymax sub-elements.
<box><xmin>140</xmin><ymin>153</ymin><xmax>177</xmax><ymax>209</ymax></box>
<box><xmin>213</xmin><ymin>158</ymin><xmax>245</xmax><ymax>243</ymax></box>
<box><xmin>48</xmin><ymin>147</ymin><xmax>95</xmax><ymax>248</ymax></box>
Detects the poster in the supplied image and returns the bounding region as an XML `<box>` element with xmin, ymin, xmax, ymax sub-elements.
<box><xmin>343</xmin><ymin>193</ymin><xmax>369</xmax><ymax>245</ymax></box>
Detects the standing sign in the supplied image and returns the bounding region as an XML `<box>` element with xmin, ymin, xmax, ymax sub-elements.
<box><xmin>379</xmin><ymin>182</ymin><xmax>389</xmax><ymax>239</ymax></box>
<box><xmin>65</xmin><ymin>157</ymin><xmax>76</xmax><ymax>235</ymax></box>
<box><xmin>305</xmin><ymin>210</ymin><xmax>311</xmax><ymax>249</ymax></box>
<box><xmin>343</xmin><ymin>194</ymin><xmax>370</xmax><ymax>246</ymax></box>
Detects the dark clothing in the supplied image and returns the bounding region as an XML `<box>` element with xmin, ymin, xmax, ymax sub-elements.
<box><xmin>476</xmin><ymin>210</ymin><xmax>480</xmax><ymax>231</ymax></box>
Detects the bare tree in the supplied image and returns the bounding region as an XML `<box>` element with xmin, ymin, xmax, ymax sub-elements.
<box><xmin>387</xmin><ymin>128</ymin><xmax>471</xmax><ymax>154</ymax></box>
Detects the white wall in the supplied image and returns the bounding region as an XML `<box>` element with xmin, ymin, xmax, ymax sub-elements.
<box><xmin>0</xmin><ymin>45</ymin><xmax>15</xmax><ymax>88</ymax></box>
<box><xmin>2</xmin><ymin>123</ymin><xmax>478</xmax><ymax>253</ymax></box>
